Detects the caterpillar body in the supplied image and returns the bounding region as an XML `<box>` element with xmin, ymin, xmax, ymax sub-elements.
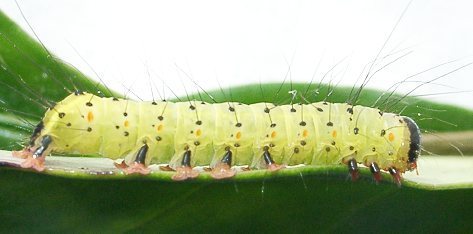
<box><xmin>15</xmin><ymin>91</ymin><xmax>421</xmax><ymax>184</ymax></box>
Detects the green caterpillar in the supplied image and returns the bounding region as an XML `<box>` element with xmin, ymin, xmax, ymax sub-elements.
<box><xmin>14</xmin><ymin>91</ymin><xmax>420</xmax><ymax>184</ymax></box>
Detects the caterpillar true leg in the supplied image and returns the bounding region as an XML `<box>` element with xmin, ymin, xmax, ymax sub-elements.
<box><xmin>121</xmin><ymin>144</ymin><xmax>151</xmax><ymax>175</ymax></box>
<box><xmin>262</xmin><ymin>147</ymin><xmax>284</xmax><ymax>171</ymax></box>
<box><xmin>388</xmin><ymin>167</ymin><xmax>402</xmax><ymax>187</ymax></box>
<box><xmin>347</xmin><ymin>158</ymin><xmax>360</xmax><ymax>181</ymax></box>
<box><xmin>172</xmin><ymin>150</ymin><xmax>199</xmax><ymax>181</ymax></box>
<box><xmin>20</xmin><ymin>135</ymin><xmax>52</xmax><ymax>172</ymax></box>
<box><xmin>211</xmin><ymin>148</ymin><xmax>236</xmax><ymax>179</ymax></box>
<box><xmin>369</xmin><ymin>162</ymin><xmax>382</xmax><ymax>183</ymax></box>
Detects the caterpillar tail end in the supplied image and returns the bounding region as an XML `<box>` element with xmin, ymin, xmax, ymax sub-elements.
<box><xmin>211</xmin><ymin>162</ymin><xmax>236</xmax><ymax>179</ymax></box>
<box><xmin>17</xmin><ymin>135</ymin><xmax>52</xmax><ymax>172</ymax></box>
<box><xmin>14</xmin><ymin>146</ymin><xmax>46</xmax><ymax>171</ymax></box>
<box><xmin>20</xmin><ymin>156</ymin><xmax>46</xmax><ymax>172</ymax></box>
<box><xmin>12</xmin><ymin>148</ymin><xmax>34</xmax><ymax>159</ymax></box>
<box><xmin>172</xmin><ymin>166</ymin><xmax>199</xmax><ymax>181</ymax></box>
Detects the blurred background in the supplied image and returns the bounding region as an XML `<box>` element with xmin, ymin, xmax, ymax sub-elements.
<box><xmin>0</xmin><ymin>0</ymin><xmax>472</xmax><ymax>108</ymax></box>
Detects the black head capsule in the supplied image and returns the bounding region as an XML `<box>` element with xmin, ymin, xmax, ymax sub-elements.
<box><xmin>402</xmin><ymin>116</ymin><xmax>421</xmax><ymax>171</ymax></box>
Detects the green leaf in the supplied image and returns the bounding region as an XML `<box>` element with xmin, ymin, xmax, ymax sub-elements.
<box><xmin>0</xmin><ymin>8</ymin><xmax>472</xmax><ymax>233</ymax></box>
<box><xmin>1</xmin><ymin>153</ymin><xmax>473</xmax><ymax>233</ymax></box>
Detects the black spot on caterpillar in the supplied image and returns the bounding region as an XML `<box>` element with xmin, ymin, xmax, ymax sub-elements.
<box><xmin>2</xmin><ymin>1</ymin><xmax>472</xmax><ymax>186</ymax></box>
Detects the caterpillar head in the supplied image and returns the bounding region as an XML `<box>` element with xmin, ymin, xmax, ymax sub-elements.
<box><xmin>402</xmin><ymin>116</ymin><xmax>421</xmax><ymax>171</ymax></box>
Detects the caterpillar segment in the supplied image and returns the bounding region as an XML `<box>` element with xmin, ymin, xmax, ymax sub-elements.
<box><xmin>15</xmin><ymin>92</ymin><xmax>421</xmax><ymax>185</ymax></box>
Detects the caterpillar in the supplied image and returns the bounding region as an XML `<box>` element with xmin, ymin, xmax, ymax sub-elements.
<box><xmin>6</xmin><ymin>0</ymin><xmax>472</xmax><ymax>186</ymax></box>
<box><xmin>13</xmin><ymin>90</ymin><xmax>420</xmax><ymax>184</ymax></box>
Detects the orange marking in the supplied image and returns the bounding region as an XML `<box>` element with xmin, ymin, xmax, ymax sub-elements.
<box><xmin>236</xmin><ymin>131</ymin><xmax>242</xmax><ymax>139</ymax></box>
<box><xmin>332</xmin><ymin>130</ymin><xmax>337</xmax><ymax>138</ymax></box>
<box><xmin>271</xmin><ymin>131</ymin><xmax>277</xmax><ymax>138</ymax></box>
<box><xmin>157</xmin><ymin>124</ymin><xmax>163</xmax><ymax>132</ymax></box>
<box><xmin>303</xmin><ymin>129</ymin><xmax>309</xmax><ymax>137</ymax></box>
<box><xmin>196</xmin><ymin>129</ymin><xmax>202</xmax><ymax>137</ymax></box>
<box><xmin>87</xmin><ymin>111</ymin><xmax>94</xmax><ymax>123</ymax></box>
<box><xmin>388</xmin><ymin>132</ymin><xmax>395</xmax><ymax>142</ymax></box>
<box><xmin>124</xmin><ymin>120</ymin><xmax>129</xmax><ymax>127</ymax></box>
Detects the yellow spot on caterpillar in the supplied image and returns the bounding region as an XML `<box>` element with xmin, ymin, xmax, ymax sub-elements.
<box><xmin>332</xmin><ymin>130</ymin><xmax>337</xmax><ymax>138</ymax></box>
<box><xmin>124</xmin><ymin>120</ymin><xmax>129</xmax><ymax>127</ymax></box>
<box><xmin>157</xmin><ymin>124</ymin><xmax>163</xmax><ymax>132</ymax></box>
<box><xmin>236</xmin><ymin>131</ymin><xmax>242</xmax><ymax>139</ymax></box>
<box><xmin>271</xmin><ymin>131</ymin><xmax>277</xmax><ymax>138</ymax></box>
<box><xmin>303</xmin><ymin>129</ymin><xmax>309</xmax><ymax>137</ymax></box>
<box><xmin>87</xmin><ymin>111</ymin><xmax>94</xmax><ymax>123</ymax></box>
<box><xmin>388</xmin><ymin>132</ymin><xmax>395</xmax><ymax>142</ymax></box>
<box><xmin>196</xmin><ymin>129</ymin><xmax>202</xmax><ymax>137</ymax></box>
